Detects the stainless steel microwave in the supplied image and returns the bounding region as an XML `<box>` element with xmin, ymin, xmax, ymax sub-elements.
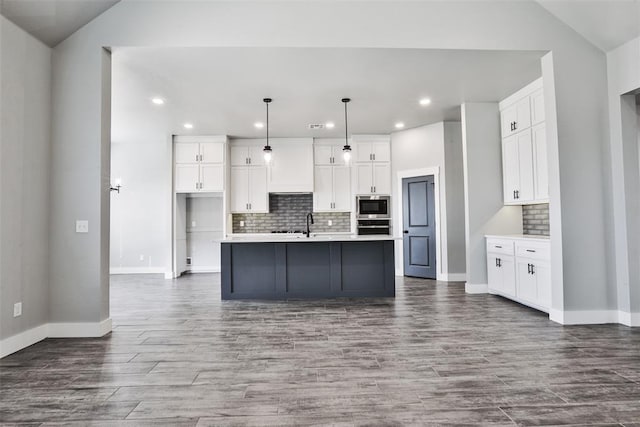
<box><xmin>356</xmin><ymin>195</ymin><xmax>391</xmax><ymax>218</ymax></box>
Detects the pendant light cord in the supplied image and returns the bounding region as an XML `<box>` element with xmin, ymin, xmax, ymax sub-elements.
<box><xmin>266</xmin><ymin>101</ymin><xmax>269</xmax><ymax>145</ymax></box>
<box><xmin>344</xmin><ymin>100</ymin><xmax>348</xmax><ymax>143</ymax></box>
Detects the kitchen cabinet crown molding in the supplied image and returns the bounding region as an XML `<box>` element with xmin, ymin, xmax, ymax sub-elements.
<box><xmin>498</xmin><ymin>77</ymin><xmax>543</xmax><ymax>111</ymax></box>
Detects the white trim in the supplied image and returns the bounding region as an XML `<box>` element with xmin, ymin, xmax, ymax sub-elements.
<box><xmin>465</xmin><ymin>283</ymin><xmax>488</xmax><ymax>294</ymax></box>
<box><xmin>110</xmin><ymin>267</ymin><xmax>166</xmax><ymax>275</ymax></box>
<box><xmin>48</xmin><ymin>318</ymin><xmax>112</xmax><ymax>338</ymax></box>
<box><xmin>440</xmin><ymin>273</ymin><xmax>466</xmax><ymax>282</ymax></box>
<box><xmin>1</xmin><ymin>319</ymin><xmax>112</xmax><ymax>358</ymax></box>
<box><xmin>165</xmin><ymin>271</ymin><xmax>178</xmax><ymax>279</ymax></box>
<box><xmin>186</xmin><ymin>266</ymin><xmax>221</xmax><ymax>273</ymax></box>
<box><xmin>0</xmin><ymin>324</ymin><xmax>49</xmax><ymax>358</ymax></box>
<box><xmin>395</xmin><ymin>167</ymin><xmax>442</xmax><ymax>279</ymax></box>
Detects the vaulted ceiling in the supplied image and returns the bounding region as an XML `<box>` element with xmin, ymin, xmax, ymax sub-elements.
<box><xmin>1</xmin><ymin>1</ymin><xmax>638</xmax><ymax>52</ymax></box>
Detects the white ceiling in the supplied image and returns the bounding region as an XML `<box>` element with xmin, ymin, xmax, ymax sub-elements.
<box><xmin>112</xmin><ymin>47</ymin><xmax>544</xmax><ymax>141</ymax></box>
<box><xmin>536</xmin><ymin>0</ymin><xmax>640</xmax><ymax>52</ymax></box>
<box><xmin>0</xmin><ymin>0</ymin><xmax>120</xmax><ymax>47</ymax></box>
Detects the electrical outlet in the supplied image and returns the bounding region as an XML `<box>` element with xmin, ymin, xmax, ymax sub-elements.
<box><xmin>328</xmin><ymin>220</ymin><xmax>333</xmax><ymax>226</ymax></box>
<box><xmin>139</xmin><ymin>254</ymin><xmax>144</xmax><ymax>261</ymax></box>
<box><xmin>191</xmin><ymin>221</ymin><xmax>196</xmax><ymax>227</ymax></box>
<box><xmin>13</xmin><ymin>302</ymin><xmax>22</xmax><ymax>317</ymax></box>
<box><xmin>75</xmin><ymin>220</ymin><xmax>89</xmax><ymax>233</ymax></box>
<box><xmin>240</xmin><ymin>220</ymin><xmax>245</xmax><ymax>227</ymax></box>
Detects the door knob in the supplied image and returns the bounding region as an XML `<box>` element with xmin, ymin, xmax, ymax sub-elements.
<box><xmin>403</xmin><ymin>230</ymin><xmax>409</xmax><ymax>234</ymax></box>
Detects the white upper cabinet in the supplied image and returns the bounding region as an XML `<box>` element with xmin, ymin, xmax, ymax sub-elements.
<box><xmin>268</xmin><ymin>139</ymin><xmax>314</xmax><ymax>193</ymax></box>
<box><xmin>314</xmin><ymin>165</ymin><xmax>351</xmax><ymax>212</ymax></box>
<box><xmin>174</xmin><ymin>136</ymin><xmax>226</xmax><ymax>193</ymax></box>
<box><xmin>355</xmin><ymin>138</ymin><xmax>391</xmax><ymax>163</ymax></box>
<box><xmin>499</xmin><ymin>78</ymin><xmax>548</xmax><ymax>205</ymax></box>
<box><xmin>230</xmin><ymin>166</ymin><xmax>268</xmax><ymax>213</ymax></box>
<box><xmin>353</xmin><ymin>135</ymin><xmax>391</xmax><ymax>195</ymax></box>
<box><xmin>314</xmin><ymin>143</ymin><xmax>347</xmax><ymax>166</ymax></box>
<box><xmin>532</xmin><ymin>123</ymin><xmax>549</xmax><ymax>201</ymax></box>
<box><xmin>175</xmin><ymin>142</ymin><xmax>200</xmax><ymax>164</ymax></box>
<box><xmin>530</xmin><ymin>89</ymin><xmax>545</xmax><ymax>125</ymax></box>
<box><xmin>230</xmin><ymin>144</ymin><xmax>265</xmax><ymax>166</ymax></box>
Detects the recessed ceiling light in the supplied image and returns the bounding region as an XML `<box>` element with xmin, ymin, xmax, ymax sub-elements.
<box><xmin>183</xmin><ymin>123</ymin><xmax>194</xmax><ymax>129</ymax></box>
<box><xmin>254</xmin><ymin>122</ymin><xmax>264</xmax><ymax>129</ymax></box>
<box><xmin>395</xmin><ymin>122</ymin><xmax>405</xmax><ymax>129</ymax></box>
<box><xmin>151</xmin><ymin>97</ymin><xmax>165</xmax><ymax>105</ymax></box>
<box><xmin>325</xmin><ymin>122</ymin><xmax>335</xmax><ymax>129</ymax></box>
<box><xmin>419</xmin><ymin>98</ymin><xmax>432</xmax><ymax>106</ymax></box>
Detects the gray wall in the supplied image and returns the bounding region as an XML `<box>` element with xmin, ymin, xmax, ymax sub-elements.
<box><xmin>443</xmin><ymin>122</ymin><xmax>467</xmax><ymax>276</ymax></box>
<box><xmin>0</xmin><ymin>17</ymin><xmax>52</xmax><ymax>340</ymax></box>
<box><xmin>606</xmin><ymin>37</ymin><xmax>640</xmax><ymax>319</ymax></box>
<box><xmin>461</xmin><ymin>103</ymin><xmax>523</xmax><ymax>287</ymax></box>
<box><xmin>44</xmin><ymin>0</ymin><xmax>616</xmax><ymax>325</ymax></box>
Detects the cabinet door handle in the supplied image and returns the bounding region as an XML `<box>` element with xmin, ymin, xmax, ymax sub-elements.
<box><xmin>245</xmin><ymin>158</ymin><xmax>248</xmax><ymax>165</ymax></box>
<box><xmin>531</xmin><ymin>264</ymin><xmax>535</xmax><ymax>275</ymax></box>
<box><xmin>495</xmin><ymin>245</ymin><xmax>502</xmax><ymax>249</ymax></box>
<box><xmin>526</xmin><ymin>249</ymin><xmax>536</xmax><ymax>253</ymax></box>
<box><xmin>373</xmin><ymin>186</ymin><xmax>376</xmax><ymax>193</ymax></box>
<box><xmin>373</xmin><ymin>153</ymin><xmax>376</xmax><ymax>161</ymax></box>
<box><xmin>248</xmin><ymin>157</ymin><xmax>252</xmax><ymax>165</ymax></box>
<box><xmin>514</xmin><ymin>121</ymin><xmax>517</xmax><ymax>130</ymax></box>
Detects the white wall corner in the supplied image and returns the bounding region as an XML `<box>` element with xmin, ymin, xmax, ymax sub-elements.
<box><xmin>465</xmin><ymin>283</ymin><xmax>488</xmax><ymax>294</ymax></box>
<box><xmin>0</xmin><ymin>324</ymin><xmax>49</xmax><ymax>359</ymax></box>
<box><xmin>618</xmin><ymin>311</ymin><xmax>640</xmax><ymax>327</ymax></box>
<box><xmin>48</xmin><ymin>318</ymin><xmax>112</xmax><ymax>338</ymax></box>
<box><xmin>165</xmin><ymin>271</ymin><xmax>177</xmax><ymax>279</ymax></box>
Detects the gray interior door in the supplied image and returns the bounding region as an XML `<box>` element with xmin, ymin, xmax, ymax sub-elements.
<box><xmin>402</xmin><ymin>175</ymin><xmax>436</xmax><ymax>279</ymax></box>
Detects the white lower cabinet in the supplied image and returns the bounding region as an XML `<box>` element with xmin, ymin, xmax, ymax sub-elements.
<box><xmin>487</xmin><ymin>236</ymin><xmax>551</xmax><ymax>313</ymax></box>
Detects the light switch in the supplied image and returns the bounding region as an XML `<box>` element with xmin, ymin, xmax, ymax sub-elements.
<box><xmin>191</xmin><ymin>221</ymin><xmax>197</xmax><ymax>227</ymax></box>
<box><xmin>75</xmin><ymin>220</ymin><xmax>89</xmax><ymax>233</ymax></box>
<box><xmin>13</xmin><ymin>302</ymin><xmax>22</xmax><ymax>317</ymax></box>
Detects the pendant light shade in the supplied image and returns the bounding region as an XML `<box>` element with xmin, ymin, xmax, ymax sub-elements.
<box><xmin>263</xmin><ymin>98</ymin><xmax>273</xmax><ymax>163</ymax></box>
<box><xmin>342</xmin><ymin>98</ymin><xmax>352</xmax><ymax>163</ymax></box>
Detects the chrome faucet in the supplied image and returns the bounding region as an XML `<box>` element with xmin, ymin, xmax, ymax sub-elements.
<box><xmin>306</xmin><ymin>212</ymin><xmax>314</xmax><ymax>238</ymax></box>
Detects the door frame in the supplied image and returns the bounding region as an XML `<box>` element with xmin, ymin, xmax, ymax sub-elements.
<box><xmin>395</xmin><ymin>167</ymin><xmax>444</xmax><ymax>280</ymax></box>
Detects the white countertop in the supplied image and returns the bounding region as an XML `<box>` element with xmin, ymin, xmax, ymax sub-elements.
<box><xmin>222</xmin><ymin>233</ymin><xmax>400</xmax><ymax>243</ymax></box>
<box><xmin>485</xmin><ymin>234</ymin><xmax>550</xmax><ymax>241</ymax></box>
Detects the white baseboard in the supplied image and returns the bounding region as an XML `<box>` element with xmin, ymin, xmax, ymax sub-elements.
<box><xmin>186</xmin><ymin>266</ymin><xmax>221</xmax><ymax>273</ymax></box>
<box><xmin>0</xmin><ymin>324</ymin><xmax>49</xmax><ymax>358</ymax></box>
<box><xmin>549</xmin><ymin>309</ymin><xmax>640</xmax><ymax>326</ymax></box>
<box><xmin>110</xmin><ymin>267</ymin><xmax>166</xmax><ymax>275</ymax></box>
<box><xmin>48</xmin><ymin>318</ymin><xmax>112</xmax><ymax>338</ymax></box>
<box><xmin>165</xmin><ymin>271</ymin><xmax>178</xmax><ymax>279</ymax></box>
<box><xmin>465</xmin><ymin>283</ymin><xmax>488</xmax><ymax>294</ymax></box>
<box><xmin>0</xmin><ymin>318</ymin><xmax>112</xmax><ymax>358</ymax></box>
<box><xmin>439</xmin><ymin>273</ymin><xmax>466</xmax><ymax>282</ymax></box>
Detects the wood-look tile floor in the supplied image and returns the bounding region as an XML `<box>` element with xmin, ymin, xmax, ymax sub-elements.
<box><xmin>1</xmin><ymin>274</ymin><xmax>639</xmax><ymax>426</ymax></box>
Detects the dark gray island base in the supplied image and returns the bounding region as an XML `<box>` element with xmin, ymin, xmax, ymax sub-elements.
<box><xmin>221</xmin><ymin>238</ymin><xmax>395</xmax><ymax>299</ymax></box>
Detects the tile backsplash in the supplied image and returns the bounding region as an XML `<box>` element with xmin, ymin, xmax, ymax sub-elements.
<box><xmin>522</xmin><ymin>203</ymin><xmax>550</xmax><ymax>236</ymax></box>
<box><xmin>232</xmin><ymin>194</ymin><xmax>351</xmax><ymax>233</ymax></box>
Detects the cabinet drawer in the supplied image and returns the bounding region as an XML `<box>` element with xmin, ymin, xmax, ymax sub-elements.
<box><xmin>515</xmin><ymin>241</ymin><xmax>550</xmax><ymax>260</ymax></box>
<box><xmin>486</xmin><ymin>238</ymin><xmax>514</xmax><ymax>255</ymax></box>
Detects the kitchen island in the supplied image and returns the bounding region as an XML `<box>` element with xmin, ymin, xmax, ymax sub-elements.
<box><xmin>221</xmin><ymin>234</ymin><xmax>396</xmax><ymax>300</ymax></box>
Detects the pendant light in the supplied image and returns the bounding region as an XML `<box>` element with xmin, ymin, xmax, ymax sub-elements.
<box><xmin>263</xmin><ymin>98</ymin><xmax>273</xmax><ymax>163</ymax></box>
<box><xmin>342</xmin><ymin>98</ymin><xmax>352</xmax><ymax>163</ymax></box>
